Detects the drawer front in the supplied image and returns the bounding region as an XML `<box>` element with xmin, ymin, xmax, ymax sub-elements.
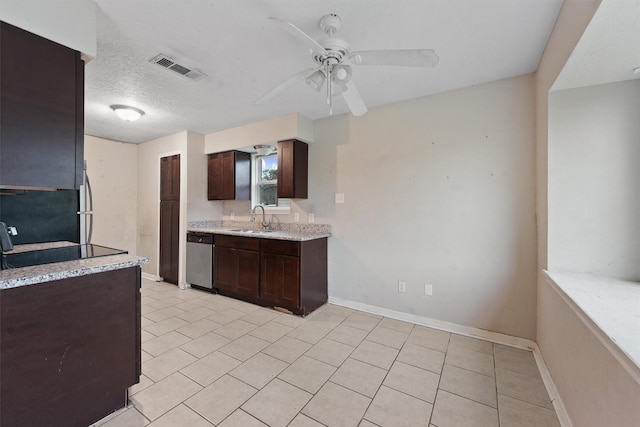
<box><xmin>261</xmin><ymin>239</ymin><xmax>300</xmax><ymax>257</ymax></box>
<box><xmin>215</xmin><ymin>234</ymin><xmax>260</xmax><ymax>251</ymax></box>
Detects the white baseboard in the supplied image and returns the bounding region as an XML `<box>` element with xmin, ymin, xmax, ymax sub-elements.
<box><xmin>327</xmin><ymin>296</ymin><xmax>572</xmax><ymax>427</ymax></box>
<box><xmin>530</xmin><ymin>342</ymin><xmax>573</xmax><ymax>427</ymax></box>
<box><xmin>327</xmin><ymin>296</ymin><xmax>535</xmax><ymax>350</ymax></box>
<box><xmin>141</xmin><ymin>272</ymin><xmax>161</xmax><ymax>282</ymax></box>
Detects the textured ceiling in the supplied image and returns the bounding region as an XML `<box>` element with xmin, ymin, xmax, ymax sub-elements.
<box><xmin>85</xmin><ymin>0</ymin><xmax>564</xmax><ymax>144</ymax></box>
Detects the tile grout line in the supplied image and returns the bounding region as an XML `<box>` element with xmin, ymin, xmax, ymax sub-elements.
<box><xmin>428</xmin><ymin>332</ymin><xmax>451</xmax><ymax>426</ymax></box>
<box><xmin>133</xmin><ymin>281</ymin><xmax>561</xmax><ymax>427</ymax></box>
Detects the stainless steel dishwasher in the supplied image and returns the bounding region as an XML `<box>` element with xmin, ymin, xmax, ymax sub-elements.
<box><xmin>186</xmin><ymin>232</ymin><xmax>214</xmax><ymax>291</ymax></box>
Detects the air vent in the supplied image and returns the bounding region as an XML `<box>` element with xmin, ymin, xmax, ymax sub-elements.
<box><xmin>149</xmin><ymin>54</ymin><xmax>206</xmax><ymax>81</ymax></box>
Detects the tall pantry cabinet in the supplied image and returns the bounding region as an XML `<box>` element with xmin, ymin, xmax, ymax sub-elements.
<box><xmin>159</xmin><ymin>154</ymin><xmax>180</xmax><ymax>284</ymax></box>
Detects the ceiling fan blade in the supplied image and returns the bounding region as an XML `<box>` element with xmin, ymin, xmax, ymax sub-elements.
<box><xmin>269</xmin><ymin>17</ymin><xmax>327</xmax><ymax>54</ymax></box>
<box><xmin>350</xmin><ymin>49</ymin><xmax>439</xmax><ymax>67</ymax></box>
<box><xmin>254</xmin><ymin>68</ymin><xmax>317</xmax><ymax>105</ymax></box>
<box><xmin>342</xmin><ymin>81</ymin><xmax>368</xmax><ymax>116</ymax></box>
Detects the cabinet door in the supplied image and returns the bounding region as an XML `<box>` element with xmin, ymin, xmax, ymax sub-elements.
<box><xmin>0</xmin><ymin>22</ymin><xmax>84</xmax><ymax>190</ymax></box>
<box><xmin>277</xmin><ymin>139</ymin><xmax>308</xmax><ymax>199</ymax></box>
<box><xmin>207</xmin><ymin>151</ymin><xmax>251</xmax><ymax>201</ymax></box>
<box><xmin>221</xmin><ymin>152</ymin><xmax>235</xmax><ymax>200</ymax></box>
<box><xmin>214</xmin><ymin>246</ymin><xmax>236</xmax><ymax>292</ymax></box>
<box><xmin>160</xmin><ymin>155</ymin><xmax>180</xmax><ymax>200</ymax></box>
<box><xmin>261</xmin><ymin>253</ymin><xmax>300</xmax><ymax>307</ymax></box>
<box><xmin>159</xmin><ymin>200</ymin><xmax>179</xmax><ymax>284</ymax></box>
<box><xmin>236</xmin><ymin>249</ymin><xmax>260</xmax><ymax>298</ymax></box>
<box><xmin>207</xmin><ymin>153</ymin><xmax>222</xmax><ymax>200</ymax></box>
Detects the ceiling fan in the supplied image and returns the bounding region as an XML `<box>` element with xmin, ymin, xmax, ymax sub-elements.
<box><xmin>255</xmin><ymin>13</ymin><xmax>439</xmax><ymax>117</ymax></box>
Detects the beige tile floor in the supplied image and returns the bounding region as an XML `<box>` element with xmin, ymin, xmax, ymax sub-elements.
<box><xmin>94</xmin><ymin>279</ymin><xmax>561</xmax><ymax>427</ymax></box>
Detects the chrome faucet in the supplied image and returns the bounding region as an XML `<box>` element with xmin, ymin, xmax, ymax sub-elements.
<box><xmin>251</xmin><ymin>204</ymin><xmax>268</xmax><ymax>229</ymax></box>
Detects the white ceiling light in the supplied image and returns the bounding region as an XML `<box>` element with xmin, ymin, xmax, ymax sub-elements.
<box><xmin>111</xmin><ymin>105</ymin><xmax>145</xmax><ymax>121</ymax></box>
<box><xmin>254</xmin><ymin>145</ymin><xmax>275</xmax><ymax>156</ymax></box>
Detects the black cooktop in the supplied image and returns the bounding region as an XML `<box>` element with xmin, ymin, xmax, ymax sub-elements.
<box><xmin>1</xmin><ymin>244</ymin><xmax>127</xmax><ymax>270</ymax></box>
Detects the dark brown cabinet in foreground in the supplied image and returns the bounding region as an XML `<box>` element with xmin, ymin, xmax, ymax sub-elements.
<box><xmin>277</xmin><ymin>139</ymin><xmax>308</xmax><ymax>199</ymax></box>
<box><xmin>213</xmin><ymin>235</ymin><xmax>327</xmax><ymax>315</ymax></box>
<box><xmin>207</xmin><ymin>150</ymin><xmax>251</xmax><ymax>200</ymax></box>
<box><xmin>0</xmin><ymin>267</ymin><xmax>141</xmax><ymax>427</ymax></box>
<box><xmin>0</xmin><ymin>21</ymin><xmax>84</xmax><ymax>190</ymax></box>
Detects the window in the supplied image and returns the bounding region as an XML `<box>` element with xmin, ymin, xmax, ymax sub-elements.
<box><xmin>256</xmin><ymin>154</ymin><xmax>277</xmax><ymax>206</ymax></box>
<box><xmin>251</xmin><ymin>153</ymin><xmax>291</xmax><ymax>213</ymax></box>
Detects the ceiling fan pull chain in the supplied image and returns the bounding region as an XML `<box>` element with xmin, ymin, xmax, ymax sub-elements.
<box><xmin>326</xmin><ymin>62</ymin><xmax>330</xmax><ymax>105</ymax></box>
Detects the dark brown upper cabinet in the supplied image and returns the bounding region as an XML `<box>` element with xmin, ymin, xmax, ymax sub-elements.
<box><xmin>160</xmin><ymin>154</ymin><xmax>180</xmax><ymax>201</ymax></box>
<box><xmin>0</xmin><ymin>21</ymin><xmax>84</xmax><ymax>190</ymax></box>
<box><xmin>207</xmin><ymin>150</ymin><xmax>250</xmax><ymax>200</ymax></box>
<box><xmin>277</xmin><ymin>139</ymin><xmax>308</xmax><ymax>199</ymax></box>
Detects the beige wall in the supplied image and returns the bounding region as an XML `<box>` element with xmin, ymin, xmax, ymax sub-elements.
<box><xmin>204</xmin><ymin>113</ymin><xmax>313</xmax><ymax>153</ymax></box>
<box><xmin>304</xmin><ymin>75</ymin><xmax>538</xmax><ymax>339</ymax></box>
<box><xmin>199</xmin><ymin>75</ymin><xmax>539</xmax><ymax>339</ymax></box>
<box><xmin>548</xmin><ymin>80</ymin><xmax>640</xmax><ymax>280</ymax></box>
<box><xmin>84</xmin><ymin>135</ymin><xmax>137</xmax><ymax>255</ymax></box>
<box><xmin>186</xmin><ymin>131</ymin><xmax>218</xmax><ymax>222</ymax></box>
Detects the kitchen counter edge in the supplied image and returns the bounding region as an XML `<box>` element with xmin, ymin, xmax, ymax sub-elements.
<box><xmin>0</xmin><ymin>254</ymin><xmax>149</xmax><ymax>290</ymax></box>
<box><xmin>188</xmin><ymin>227</ymin><xmax>331</xmax><ymax>241</ymax></box>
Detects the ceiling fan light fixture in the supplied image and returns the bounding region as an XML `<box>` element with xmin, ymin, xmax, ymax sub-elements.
<box><xmin>254</xmin><ymin>144</ymin><xmax>275</xmax><ymax>156</ymax></box>
<box><xmin>305</xmin><ymin>70</ymin><xmax>326</xmax><ymax>91</ymax></box>
<box><xmin>111</xmin><ymin>104</ymin><xmax>145</xmax><ymax>121</ymax></box>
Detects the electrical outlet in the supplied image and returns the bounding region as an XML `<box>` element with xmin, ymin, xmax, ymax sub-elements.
<box><xmin>398</xmin><ymin>281</ymin><xmax>406</xmax><ymax>293</ymax></box>
<box><xmin>294</xmin><ymin>213</ymin><xmax>300</xmax><ymax>222</ymax></box>
<box><xmin>230</xmin><ymin>212</ymin><xmax>235</xmax><ymax>220</ymax></box>
<box><xmin>335</xmin><ymin>193</ymin><xmax>345</xmax><ymax>203</ymax></box>
<box><xmin>424</xmin><ymin>284</ymin><xmax>433</xmax><ymax>296</ymax></box>
<box><xmin>308</xmin><ymin>213</ymin><xmax>315</xmax><ymax>223</ymax></box>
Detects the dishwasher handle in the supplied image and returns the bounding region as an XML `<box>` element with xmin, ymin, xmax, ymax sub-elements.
<box><xmin>187</xmin><ymin>232</ymin><xmax>213</xmax><ymax>244</ymax></box>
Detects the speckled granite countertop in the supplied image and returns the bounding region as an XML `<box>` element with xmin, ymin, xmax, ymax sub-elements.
<box><xmin>0</xmin><ymin>242</ymin><xmax>149</xmax><ymax>290</ymax></box>
<box><xmin>188</xmin><ymin>220</ymin><xmax>331</xmax><ymax>242</ymax></box>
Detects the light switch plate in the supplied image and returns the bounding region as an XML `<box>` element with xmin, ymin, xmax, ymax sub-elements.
<box><xmin>424</xmin><ymin>284</ymin><xmax>433</xmax><ymax>296</ymax></box>
<box><xmin>294</xmin><ymin>213</ymin><xmax>300</xmax><ymax>222</ymax></box>
<box><xmin>308</xmin><ymin>213</ymin><xmax>315</xmax><ymax>223</ymax></box>
<box><xmin>335</xmin><ymin>193</ymin><xmax>345</xmax><ymax>203</ymax></box>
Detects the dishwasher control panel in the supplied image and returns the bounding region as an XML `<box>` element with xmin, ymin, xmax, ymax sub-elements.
<box><xmin>187</xmin><ymin>232</ymin><xmax>213</xmax><ymax>244</ymax></box>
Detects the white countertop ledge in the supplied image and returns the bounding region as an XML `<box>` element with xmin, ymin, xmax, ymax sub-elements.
<box><xmin>1</xmin><ymin>243</ymin><xmax>148</xmax><ymax>290</ymax></box>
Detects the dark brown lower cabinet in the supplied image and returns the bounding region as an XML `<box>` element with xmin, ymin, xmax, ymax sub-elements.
<box><xmin>159</xmin><ymin>200</ymin><xmax>179</xmax><ymax>284</ymax></box>
<box><xmin>0</xmin><ymin>267</ymin><xmax>141</xmax><ymax>427</ymax></box>
<box><xmin>214</xmin><ymin>235</ymin><xmax>259</xmax><ymax>298</ymax></box>
<box><xmin>261</xmin><ymin>252</ymin><xmax>300</xmax><ymax>308</ymax></box>
<box><xmin>213</xmin><ymin>235</ymin><xmax>327</xmax><ymax>315</ymax></box>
